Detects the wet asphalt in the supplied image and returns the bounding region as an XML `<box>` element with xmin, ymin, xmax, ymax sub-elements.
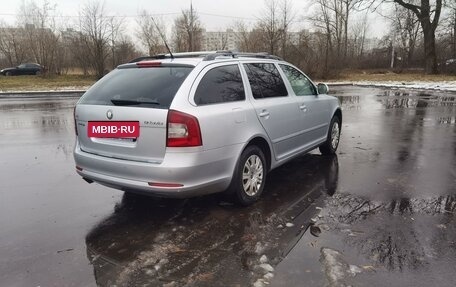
<box><xmin>0</xmin><ymin>86</ymin><xmax>455</xmax><ymax>287</ymax></box>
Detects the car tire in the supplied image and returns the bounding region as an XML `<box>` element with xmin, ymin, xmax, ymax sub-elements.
<box><xmin>5</xmin><ymin>71</ymin><xmax>12</xmax><ymax>76</ymax></box>
<box><xmin>319</xmin><ymin>115</ymin><xmax>341</xmax><ymax>155</ymax></box>
<box><xmin>228</xmin><ymin>145</ymin><xmax>267</xmax><ymax>206</ymax></box>
<box><xmin>35</xmin><ymin>70</ymin><xmax>41</xmax><ymax>76</ymax></box>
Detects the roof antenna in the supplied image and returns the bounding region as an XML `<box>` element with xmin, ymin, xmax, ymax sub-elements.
<box><xmin>151</xmin><ymin>17</ymin><xmax>174</xmax><ymax>59</ymax></box>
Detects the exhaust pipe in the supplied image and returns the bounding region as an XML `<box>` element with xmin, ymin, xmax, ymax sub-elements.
<box><xmin>83</xmin><ymin>177</ymin><xmax>94</xmax><ymax>184</ymax></box>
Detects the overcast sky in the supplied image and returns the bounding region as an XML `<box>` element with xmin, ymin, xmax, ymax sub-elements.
<box><xmin>0</xmin><ymin>0</ymin><xmax>389</xmax><ymax>37</ymax></box>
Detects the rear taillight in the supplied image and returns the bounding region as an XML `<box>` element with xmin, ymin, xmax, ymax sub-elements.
<box><xmin>167</xmin><ymin>110</ymin><xmax>202</xmax><ymax>147</ymax></box>
<box><xmin>73</xmin><ymin>106</ymin><xmax>78</xmax><ymax>136</ymax></box>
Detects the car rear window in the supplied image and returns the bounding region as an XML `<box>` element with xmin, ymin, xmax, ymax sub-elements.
<box><xmin>79</xmin><ymin>66</ymin><xmax>193</xmax><ymax>109</ymax></box>
<box><xmin>194</xmin><ymin>64</ymin><xmax>245</xmax><ymax>105</ymax></box>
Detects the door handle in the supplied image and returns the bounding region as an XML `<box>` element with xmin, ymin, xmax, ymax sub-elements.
<box><xmin>259</xmin><ymin>110</ymin><xmax>270</xmax><ymax>117</ymax></box>
<box><xmin>299</xmin><ymin>104</ymin><xmax>308</xmax><ymax>112</ymax></box>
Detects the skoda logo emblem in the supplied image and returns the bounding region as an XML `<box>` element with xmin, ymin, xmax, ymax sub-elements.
<box><xmin>106</xmin><ymin>110</ymin><xmax>113</xmax><ymax>120</ymax></box>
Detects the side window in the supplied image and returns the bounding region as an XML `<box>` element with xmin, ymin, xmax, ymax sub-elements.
<box><xmin>194</xmin><ymin>64</ymin><xmax>245</xmax><ymax>105</ymax></box>
<box><xmin>279</xmin><ymin>64</ymin><xmax>316</xmax><ymax>96</ymax></box>
<box><xmin>244</xmin><ymin>63</ymin><xmax>288</xmax><ymax>99</ymax></box>
<box><xmin>18</xmin><ymin>64</ymin><xmax>26</xmax><ymax>69</ymax></box>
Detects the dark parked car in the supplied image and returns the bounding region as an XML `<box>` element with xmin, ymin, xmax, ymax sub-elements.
<box><xmin>0</xmin><ymin>63</ymin><xmax>44</xmax><ymax>76</ymax></box>
<box><xmin>444</xmin><ymin>59</ymin><xmax>456</xmax><ymax>74</ymax></box>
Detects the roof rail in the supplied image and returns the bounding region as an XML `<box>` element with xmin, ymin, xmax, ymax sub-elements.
<box><xmin>128</xmin><ymin>51</ymin><xmax>282</xmax><ymax>63</ymax></box>
<box><xmin>129</xmin><ymin>51</ymin><xmax>220</xmax><ymax>63</ymax></box>
<box><xmin>202</xmin><ymin>51</ymin><xmax>282</xmax><ymax>61</ymax></box>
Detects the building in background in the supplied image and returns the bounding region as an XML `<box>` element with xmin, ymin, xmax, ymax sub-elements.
<box><xmin>202</xmin><ymin>29</ymin><xmax>238</xmax><ymax>51</ymax></box>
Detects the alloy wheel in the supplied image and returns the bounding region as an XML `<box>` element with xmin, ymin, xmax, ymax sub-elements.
<box><xmin>331</xmin><ymin>122</ymin><xmax>340</xmax><ymax>149</ymax></box>
<box><xmin>242</xmin><ymin>155</ymin><xmax>264</xmax><ymax>196</ymax></box>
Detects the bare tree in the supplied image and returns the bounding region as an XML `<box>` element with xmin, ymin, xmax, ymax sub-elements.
<box><xmin>0</xmin><ymin>22</ymin><xmax>29</xmax><ymax>66</ymax></box>
<box><xmin>258</xmin><ymin>0</ymin><xmax>282</xmax><ymax>55</ymax></box>
<box><xmin>453</xmin><ymin>5</ymin><xmax>456</xmax><ymax>58</ymax></box>
<box><xmin>234</xmin><ymin>21</ymin><xmax>264</xmax><ymax>52</ymax></box>
<box><xmin>342</xmin><ymin>0</ymin><xmax>358</xmax><ymax>59</ymax></box>
<box><xmin>136</xmin><ymin>10</ymin><xmax>167</xmax><ymax>55</ymax></box>
<box><xmin>287</xmin><ymin>29</ymin><xmax>323</xmax><ymax>76</ymax></box>
<box><xmin>108</xmin><ymin>16</ymin><xmax>124</xmax><ymax>69</ymax></box>
<box><xmin>218</xmin><ymin>31</ymin><xmax>229</xmax><ymax>50</ymax></box>
<box><xmin>394</xmin><ymin>0</ymin><xmax>442</xmax><ymax>73</ymax></box>
<box><xmin>351</xmin><ymin>11</ymin><xmax>370</xmax><ymax>59</ymax></box>
<box><xmin>310</xmin><ymin>0</ymin><xmax>338</xmax><ymax>71</ymax></box>
<box><xmin>112</xmin><ymin>35</ymin><xmax>140</xmax><ymax>66</ymax></box>
<box><xmin>390</xmin><ymin>3</ymin><xmax>421</xmax><ymax>68</ymax></box>
<box><xmin>172</xmin><ymin>4</ymin><xmax>203</xmax><ymax>52</ymax></box>
<box><xmin>360</xmin><ymin>0</ymin><xmax>443</xmax><ymax>74</ymax></box>
<box><xmin>279</xmin><ymin>0</ymin><xmax>295</xmax><ymax>59</ymax></box>
<box><xmin>17</xmin><ymin>0</ymin><xmax>61</xmax><ymax>75</ymax></box>
<box><xmin>445</xmin><ymin>1</ymin><xmax>456</xmax><ymax>59</ymax></box>
<box><xmin>76</xmin><ymin>1</ymin><xmax>122</xmax><ymax>78</ymax></box>
<box><xmin>311</xmin><ymin>0</ymin><xmax>357</xmax><ymax>65</ymax></box>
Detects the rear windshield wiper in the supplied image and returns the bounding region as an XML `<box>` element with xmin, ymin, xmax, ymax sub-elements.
<box><xmin>111</xmin><ymin>99</ymin><xmax>160</xmax><ymax>106</ymax></box>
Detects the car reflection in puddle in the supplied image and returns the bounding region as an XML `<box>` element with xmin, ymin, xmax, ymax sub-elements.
<box><xmin>85</xmin><ymin>154</ymin><xmax>339</xmax><ymax>287</ymax></box>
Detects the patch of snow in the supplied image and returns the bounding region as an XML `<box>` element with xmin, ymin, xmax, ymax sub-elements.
<box><xmin>320</xmin><ymin>247</ymin><xmax>362</xmax><ymax>286</ymax></box>
<box><xmin>253</xmin><ymin>279</ymin><xmax>266</xmax><ymax>287</ymax></box>
<box><xmin>264</xmin><ymin>272</ymin><xmax>274</xmax><ymax>280</ymax></box>
<box><xmin>145</xmin><ymin>268</ymin><xmax>155</xmax><ymax>275</ymax></box>
<box><xmin>154</xmin><ymin>258</ymin><xmax>168</xmax><ymax>271</ymax></box>
<box><xmin>321</xmin><ymin>248</ymin><xmax>346</xmax><ymax>284</ymax></box>
<box><xmin>255</xmin><ymin>242</ymin><xmax>267</xmax><ymax>255</ymax></box>
<box><xmin>259</xmin><ymin>263</ymin><xmax>274</xmax><ymax>273</ymax></box>
<box><xmin>349</xmin><ymin>264</ymin><xmax>363</xmax><ymax>275</ymax></box>
<box><xmin>259</xmin><ymin>255</ymin><xmax>268</xmax><ymax>264</ymax></box>
<box><xmin>329</xmin><ymin>81</ymin><xmax>456</xmax><ymax>92</ymax></box>
<box><xmin>285</xmin><ymin>223</ymin><xmax>294</xmax><ymax>227</ymax></box>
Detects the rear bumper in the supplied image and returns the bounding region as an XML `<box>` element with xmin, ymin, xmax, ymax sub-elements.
<box><xmin>73</xmin><ymin>141</ymin><xmax>242</xmax><ymax>198</ymax></box>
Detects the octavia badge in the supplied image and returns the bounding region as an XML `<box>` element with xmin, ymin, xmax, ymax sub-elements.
<box><xmin>106</xmin><ymin>109</ymin><xmax>113</xmax><ymax>120</ymax></box>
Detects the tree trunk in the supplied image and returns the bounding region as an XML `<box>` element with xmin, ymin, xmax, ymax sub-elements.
<box><xmin>392</xmin><ymin>0</ymin><xmax>442</xmax><ymax>74</ymax></box>
<box><xmin>344</xmin><ymin>1</ymin><xmax>349</xmax><ymax>61</ymax></box>
<box><xmin>453</xmin><ymin>9</ymin><xmax>456</xmax><ymax>58</ymax></box>
<box><xmin>422</xmin><ymin>23</ymin><xmax>438</xmax><ymax>74</ymax></box>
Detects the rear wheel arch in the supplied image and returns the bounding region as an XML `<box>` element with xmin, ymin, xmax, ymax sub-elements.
<box><xmin>244</xmin><ymin>136</ymin><xmax>272</xmax><ymax>172</ymax></box>
<box><xmin>228</xmin><ymin>140</ymin><xmax>270</xmax><ymax>205</ymax></box>
<box><xmin>333</xmin><ymin>108</ymin><xmax>342</xmax><ymax>130</ymax></box>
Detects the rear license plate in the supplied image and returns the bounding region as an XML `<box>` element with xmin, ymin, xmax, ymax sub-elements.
<box><xmin>88</xmin><ymin>121</ymin><xmax>140</xmax><ymax>138</ymax></box>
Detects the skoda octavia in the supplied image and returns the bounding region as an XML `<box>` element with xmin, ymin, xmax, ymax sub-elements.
<box><xmin>73</xmin><ymin>51</ymin><xmax>341</xmax><ymax>205</ymax></box>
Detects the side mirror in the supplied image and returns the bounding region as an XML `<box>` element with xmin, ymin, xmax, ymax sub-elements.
<box><xmin>317</xmin><ymin>83</ymin><xmax>329</xmax><ymax>95</ymax></box>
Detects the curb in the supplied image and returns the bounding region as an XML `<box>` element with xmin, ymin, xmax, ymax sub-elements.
<box><xmin>1</xmin><ymin>82</ymin><xmax>455</xmax><ymax>99</ymax></box>
<box><xmin>0</xmin><ymin>90</ymin><xmax>85</xmax><ymax>99</ymax></box>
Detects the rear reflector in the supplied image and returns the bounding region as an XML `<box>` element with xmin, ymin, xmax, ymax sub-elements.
<box><xmin>167</xmin><ymin>110</ymin><xmax>202</xmax><ymax>147</ymax></box>
<box><xmin>137</xmin><ymin>61</ymin><xmax>161</xmax><ymax>68</ymax></box>
<box><xmin>76</xmin><ymin>166</ymin><xmax>83</xmax><ymax>171</ymax></box>
<box><xmin>148</xmin><ymin>182</ymin><xmax>183</xmax><ymax>188</ymax></box>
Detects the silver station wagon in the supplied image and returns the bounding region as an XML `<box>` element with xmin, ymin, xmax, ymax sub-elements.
<box><xmin>74</xmin><ymin>51</ymin><xmax>342</xmax><ymax>205</ymax></box>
